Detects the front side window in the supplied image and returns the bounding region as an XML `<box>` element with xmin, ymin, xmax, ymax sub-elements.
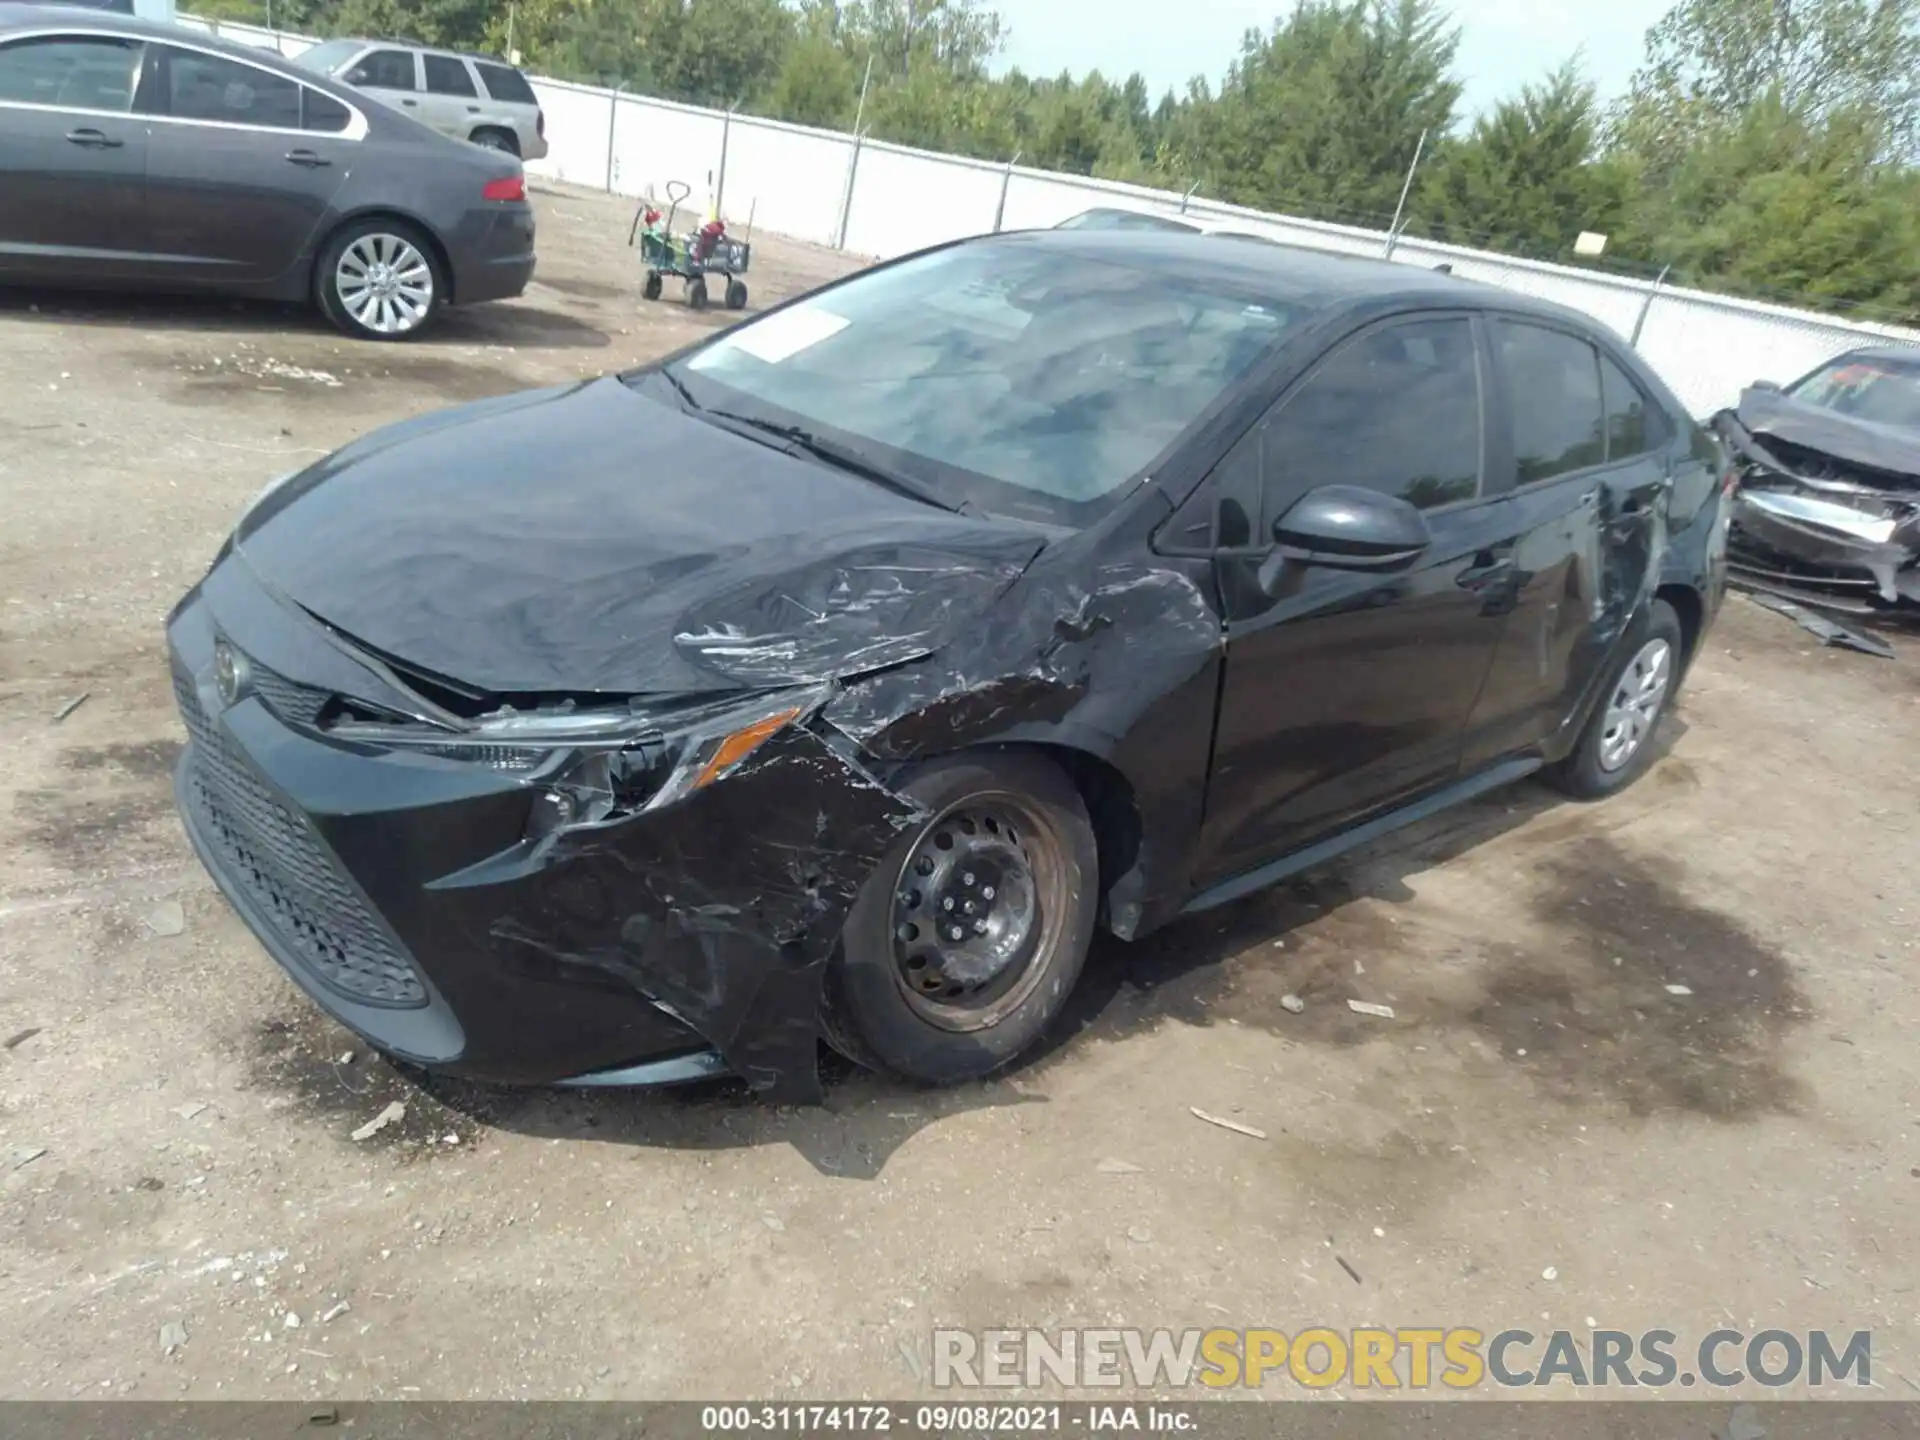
<box><xmin>1789</xmin><ymin>353</ymin><xmax>1920</xmax><ymax>430</ymax></box>
<box><xmin>423</xmin><ymin>54</ymin><xmax>476</xmax><ymax>96</ymax></box>
<box><xmin>0</xmin><ymin>34</ymin><xmax>141</xmax><ymax>111</ymax></box>
<box><xmin>347</xmin><ymin>49</ymin><xmax>417</xmax><ymax>90</ymax></box>
<box><xmin>665</xmin><ymin>242</ymin><xmax>1303</xmax><ymax>522</ymax></box>
<box><xmin>1262</xmin><ymin>316</ymin><xmax>1483</xmax><ymax>516</ymax></box>
<box><xmin>160</xmin><ymin>48</ymin><xmax>302</xmax><ymax>129</ymax></box>
<box><xmin>1495</xmin><ymin>320</ymin><xmax>1605</xmax><ymax>484</ymax></box>
<box><xmin>289</xmin><ymin>38</ymin><xmax>364</xmax><ymax>76</ymax></box>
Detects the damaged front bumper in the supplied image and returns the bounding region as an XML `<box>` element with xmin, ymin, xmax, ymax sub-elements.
<box><xmin>167</xmin><ymin>583</ymin><xmax>922</xmax><ymax>1105</ymax></box>
<box><xmin>1717</xmin><ymin>410</ymin><xmax>1920</xmax><ymax>612</ymax></box>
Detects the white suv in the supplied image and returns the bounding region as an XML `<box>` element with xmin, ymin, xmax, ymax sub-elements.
<box><xmin>294</xmin><ymin>39</ymin><xmax>548</xmax><ymax>160</ymax></box>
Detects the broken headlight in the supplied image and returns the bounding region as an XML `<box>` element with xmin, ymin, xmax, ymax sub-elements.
<box><xmin>330</xmin><ymin>684</ymin><xmax>831</xmax><ymax>828</ymax></box>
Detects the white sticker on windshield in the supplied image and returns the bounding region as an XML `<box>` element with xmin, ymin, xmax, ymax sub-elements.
<box><xmin>726</xmin><ymin>306</ymin><xmax>850</xmax><ymax>364</ymax></box>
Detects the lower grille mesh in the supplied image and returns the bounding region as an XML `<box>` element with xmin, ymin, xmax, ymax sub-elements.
<box><xmin>174</xmin><ymin>666</ymin><xmax>426</xmax><ymax>1008</ymax></box>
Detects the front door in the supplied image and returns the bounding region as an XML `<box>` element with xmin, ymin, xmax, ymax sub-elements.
<box><xmin>140</xmin><ymin>44</ymin><xmax>350</xmax><ymax>287</ymax></box>
<box><xmin>1191</xmin><ymin>313</ymin><xmax>1525</xmax><ymax>888</ymax></box>
<box><xmin>1458</xmin><ymin>319</ymin><xmax>1671</xmax><ymax>769</ymax></box>
<box><xmin>0</xmin><ymin>32</ymin><xmax>150</xmax><ymax>281</ymax></box>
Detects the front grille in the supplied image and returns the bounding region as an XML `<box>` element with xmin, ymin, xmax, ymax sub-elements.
<box><xmin>174</xmin><ymin>666</ymin><xmax>427</xmax><ymax>1008</ymax></box>
<box><xmin>247</xmin><ymin>663</ymin><xmax>330</xmax><ymax>727</ymax></box>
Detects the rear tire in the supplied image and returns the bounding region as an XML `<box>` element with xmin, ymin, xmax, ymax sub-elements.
<box><xmin>685</xmin><ymin>277</ymin><xmax>709</xmax><ymax>310</ymax></box>
<box><xmin>1544</xmin><ymin>599</ymin><xmax>1685</xmax><ymax>799</ymax></box>
<box><xmin>822</xmin><ymin>751</ymin><xmax>1098</xmax><ymax>1086</ymax></box>
<box><xmin>471</xmin><ymin>128</ymin><xmax>520</xmax><ymax>156</ymax></box>
<box><xmin>724</xmin><ymin>279</ymin><xmax>748</xmax><ymax>310</ymax></box>
<box><xmin>642</xmin><ymin>272</ymin><xmax>662</xmax><ymax>301</ymax></box>
<box><xmin>314</xmin><ymin>217</ymin><xmax>443</xmax><ymax>341</ymax></box>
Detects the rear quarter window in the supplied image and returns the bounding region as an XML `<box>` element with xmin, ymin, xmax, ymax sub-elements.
<box><xmin>474</xmin><ymin>61</ymin><xmax>536</xmax><ymax>104</ymax></box>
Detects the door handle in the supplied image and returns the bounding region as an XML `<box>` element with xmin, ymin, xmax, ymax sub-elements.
<box><xmin>66</xmin><ymin>127</ymin><xmax>122</xmax><ymax>148</ymax></box>
<box><xmin>466</xmin><ymin>104</ymin><xmax>480</xmax><ymax>112</ymax></box>
<box><xmin>285</xmin><ymin>149</ymin><xmax>331</xmax><ymax>167</ymax></box>
<box><xmin>401</xmin><ymin>97</ymin><xmax>418</xmax><ymax>106</ymax></box>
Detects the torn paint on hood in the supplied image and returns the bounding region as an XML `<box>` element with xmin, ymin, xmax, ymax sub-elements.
<box><xmin>233</xmin><ymin>376</ymin><xmax>1047</xmax><ymax>696</ymax></box>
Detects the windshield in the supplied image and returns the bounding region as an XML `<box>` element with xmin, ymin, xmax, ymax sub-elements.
<box><xmin>1788</xmin><ymin>354</ymin><xmax>1920</xmax><ymax>430</ymax></box>
<box><xmin>662</xmin><ymin>241</ymin><xmax>1298</xmax><ymax>523</ymax></box>
<box><xmin>290</xmin><ymin>39</ymin><xmax>364</xmax><ymax>74</ymax></box>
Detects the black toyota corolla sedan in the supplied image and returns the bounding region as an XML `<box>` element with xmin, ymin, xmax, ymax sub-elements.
<box><xmin>0</xmin><ymin>6</ymin><xmax>534</xmax><ymax>338</ymax></box>
<box><xmin>167</xmin><ymin>233</ymin><xmax>1731</xmax><ymax>1102</ymax></box>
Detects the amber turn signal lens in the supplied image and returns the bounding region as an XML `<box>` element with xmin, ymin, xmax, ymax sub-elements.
<box><xmin>691</xmin><ymin>707</ymin><xmax>803</xmax><ymax>792</ymax></box>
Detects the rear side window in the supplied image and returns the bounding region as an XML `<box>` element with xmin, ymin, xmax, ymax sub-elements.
<box><xmin>347</xmin><ymin>48</ymin><xmax>416</xmax><ymax>90</ymax></box>
<box><xmin>423</xmin><ymin>54</ymin><xmax>476</xmax><ymax>95</ymax></box>
<box><xmin>301</xmin><ymin>86</ymin><xmax>351</xmax><ymax>133</ymax></box>
<box><xmin>474</xmin><ymin>60</ymin><xmax>536</xmax><ymax>103</ymax></box>
<box><xmin>1600</xmin><ymin>354</ymin><xmax>1668</xmax><ymax>461</ymax></box>
<box><xmin>161</xmin><ymin>48</ymin><xmax>302</xmax><ymax>130</ymax></box>
<box><xmin>1495</xmin><ymin>321</ymin><xmax>1605</xmax><ymax>484</ymax></box>
<box><xmin>0</xmin><ymin>34</ymin><xmax>142</xmax><ymax>110</ymax></box>
<box><xmin>1263</xmin><ymin>316</ymin><xmax>1483</xmax><ymax>514</ymax></box>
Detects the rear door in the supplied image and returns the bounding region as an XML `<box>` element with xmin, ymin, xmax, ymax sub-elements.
<box><xmin>340</xmin><ymin>45</ymin><xmax>422</xmax><ymax>123</ymax></box>
<box><xmin>1190</xmin><ymin>312</ymin><xmax>1529</xmax><ymax>884</ymax></box>
<box><xmin>139</xmin><ymin>43</ymin><xmax>354</xmax><ymax>286</ymax></box>
<box><xmin>417</xmin><ymin>52</ymin><xmax>480</xmax><ymax>139</ymax></box>
<box><xmin>1457</xmin><ymin>318</ymin><xmax>1671</xmax><ymax>769</ymax></box>
<box><xmin>0</xmin><ymin>30</ymin><xmax>150</xmax><ymax>280</ymax></box>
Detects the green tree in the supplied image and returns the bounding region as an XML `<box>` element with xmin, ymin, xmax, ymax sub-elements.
<box><xmin>1185</xmin><ymin>0</ymin><xmax>1463</xmax><ymax>225</ymax></box>
<box><xmin>1614</xmin><ymin>0</ymin><xmax>1920</xmax><ymax>167</ymax></box>
<box><xmin>1421</xmin><ymin>61</ymin><xmax>1628</xmax><ymax>256</ymax></box>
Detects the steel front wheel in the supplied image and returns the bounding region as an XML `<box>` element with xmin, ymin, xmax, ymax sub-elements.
<box><xmin>1546</xmin><ymin>598</ymin><xmax>1686</xmax><ymax>799</ymax></box>
<box><xmin>824</xmin><ymin>751</ymin><xmax>1098</xmax><ymax>1085</ymax></box>
<box><xmin>316</xmin><ymin>220</ymin><xmax>442</xmax><ymax>341</ymax></box>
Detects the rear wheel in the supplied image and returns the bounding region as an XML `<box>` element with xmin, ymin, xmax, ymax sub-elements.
<box><xmin>470</xmin><ymin>127</ymin><xmax>520</xmax><ymax>156</ymax></box>
<box><xmin>822</xmin><ymin>751</ymin><xmax>1097</xmax><ymax>1085</ymax></box>
<box><xmin>642</xmin><ymin>272</ymin><xmax>663</xmax><ymax>301</ymax></box>
<box><xmin>315</xmin><ymin>218</ymin><xmax>442</xmax><ymax>341</ymax></box>
<box><xmin>685</xmin><ymin>276</ymin><xmax>709</xmax><ymax>310</ymax></box>
<box><xmin>1545</xmin><ymin>599</ymin><xmax>1684</xmax><ymax>799</ymax></box>
<box><xmin>724</xmin><ymin>279</ymin><xmax>748</xmax><ymax>310</ymax></box>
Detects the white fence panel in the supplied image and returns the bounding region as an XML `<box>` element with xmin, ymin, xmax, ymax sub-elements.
<box><xmin>841</xmin><ymin>144</ymin><xmax>1006</xmax><ymax>256</ymax></box>
<box><xmin>719</xmin><ymin>118</ymin><xmax>856</xmax><ymax>248</ymax></box>
<box><xmin>524</xmin><ymin>81</ymin><xmax>612</xmax><ymax>189</ymax></box>
<box><xmin>603</xmin><ymin>97</ymin><xmax>728</xmax><ymax>208</ymax></box>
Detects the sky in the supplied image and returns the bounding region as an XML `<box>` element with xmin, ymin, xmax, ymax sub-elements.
<box><xmin>992</xmin><ymin>0</ymin><xmax>1676</xmax><ymax>121</ymax></box>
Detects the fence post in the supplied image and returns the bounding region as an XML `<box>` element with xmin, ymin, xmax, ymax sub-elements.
<box><xmin>1629</xmin><ymin>264</ymin><xmax>1673</xmax><ymax>350</ymax></box>
<box><xmin>991</xmin><ymin>150</ymin><xmax>1022</xmax><ymax>233</ymax></box>
<box><xmin>835</xmin><ymin>133</ymin><xmax>864</xmax><ymax>250</ymax></box>
<box><xmin>716</xmin><ymin>105</ymin><xmax>733</xmax><ymax>218</ymax></box>
<box><xmin>1178</xmin><ymin>181</ymin><xmax>1199</xmax><ymax>214</ymax></box>
<box><xmin>604</xmin><ymin>85</ymin><xmax>622</xmax><ymax>194</ymax></box>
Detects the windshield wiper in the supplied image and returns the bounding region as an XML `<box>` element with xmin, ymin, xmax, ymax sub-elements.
<box><xmin>656</xmin><ymin>366</ymin><xmax>701</xmax><ymax>412</ymax></box>
<box><xmin>702</xmin><ymin>409</ymin><xmax>963</xmax><ymax>514</ymax></box>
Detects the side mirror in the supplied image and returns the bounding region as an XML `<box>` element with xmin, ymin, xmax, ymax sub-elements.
<box><xmin>1750</xmin><ymin>379</ymin><xmax>1782</xmax><ymax>393</ymax></box>
<box><xmin>1272</xmin><ymin>485</ymin><xmax>1432</xmax><ymax>571</ymax></box>
<box><xmin>343</xmin><ymin>67</ymin><xmax>370</xmax><ymax>85</ymax></box>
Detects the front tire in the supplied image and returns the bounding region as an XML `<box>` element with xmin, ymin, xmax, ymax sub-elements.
<box><xmin>1545</xmin><ymin>599</ymin><xmax>1685</xmax><ymax>799</ymax></box>
<box><xmin>315</xmin><ymin>219</ymin><xmax>443</xmax><ymax>341</ymax></box>
<box><xmin>822</xmin><ymin>751</ymin><xmax>1098</xmax><ymax>1086</ymax></box>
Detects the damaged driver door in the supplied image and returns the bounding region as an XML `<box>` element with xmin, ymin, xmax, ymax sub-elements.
<box><xmin>1181</xmin><ymin>312</ymin><xmax>1522</xmax><ymax>887</ymax></box>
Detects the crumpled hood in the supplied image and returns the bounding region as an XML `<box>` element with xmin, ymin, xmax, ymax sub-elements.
<box><xmin>1733</xmin><ymin>384</ymin><xmax>1920</xmax><ymax>481</ymax></box>
<box><xmin>235</xmin><ymin>376</ymin><xmax>1047</xmax><ymax>695</ymax></box>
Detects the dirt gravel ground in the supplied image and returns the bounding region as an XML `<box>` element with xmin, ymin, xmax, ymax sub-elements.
<box><xmin>2</xmin><ymin>181</ymin><xmax>1918</xmax><ymax>1404</ymax></box>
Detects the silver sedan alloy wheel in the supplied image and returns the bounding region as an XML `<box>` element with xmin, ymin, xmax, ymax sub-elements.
<box><xmin>1598</xmin><ymin>637</ymin><xmax>1672</xmax><ymax>772</ymax></box>
<box><xmin>335</xmin><ymin>233</ymin><xmax>434</xmax><ymax>336</ymax></box>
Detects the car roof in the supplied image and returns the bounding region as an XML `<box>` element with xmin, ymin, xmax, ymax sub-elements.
<box><xmin>0</xmin><ymin>4</ymin><xmax>320</xmax><ymax>62</ymax></box>
<box><xmin>318</xmin><ymin>35</ymin><xmax>519</xmax><ymax>66</ymax></box>
<box><xmin>983</xmin><ymin>228</ymin><xmax>1602</xmax><ymax>330</ymax></box>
